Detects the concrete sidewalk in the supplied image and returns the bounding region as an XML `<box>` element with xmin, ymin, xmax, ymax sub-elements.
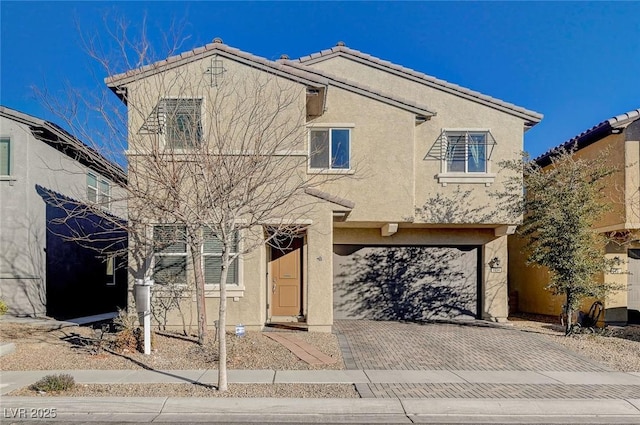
<box><xmin>2</xmin><ymin>369</ymin><xmax>640</xmax><ymax>423</ymax></box>
<box><xmin>3</xmin><ymin>369</ymin><xmax>640</xmax><ymax>394</ymax></box>
<box><xmin>1</xmin><ymin>396</ymin><xmax>640</xmax><ymax>423</ymax></box>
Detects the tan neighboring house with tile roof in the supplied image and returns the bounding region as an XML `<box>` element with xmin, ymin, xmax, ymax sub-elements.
<box><xmin>509</xmin><ymin>108</ymin><xmax>640</xmax><ymax>325</ymax></box>
<box><xmin>106</xmin><ymin>40</ymin><xmax>542</xmax><ymax>332</ymax></box>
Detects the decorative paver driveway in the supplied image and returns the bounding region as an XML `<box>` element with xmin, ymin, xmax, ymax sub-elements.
<box><xmin>333</xmin><ymin>320</ymin><xmax>609</xmax><ymax>372</ymax></box>
<box><xmin>333</xmin><ymin>320</ymin><xmax>635</xmax><ymax>398</ymax></box>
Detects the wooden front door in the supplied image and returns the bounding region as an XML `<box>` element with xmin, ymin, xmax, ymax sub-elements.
<box><xmin>270</xmin><ymin>237</ymin><xmax>303</xmax><ymax>317</ymax></box>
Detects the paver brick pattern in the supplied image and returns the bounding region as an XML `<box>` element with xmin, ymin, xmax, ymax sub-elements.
<box><xmin>334</xmin><ymin>320</ymin><xmax>609</xmax><ymax>372</ymax></box>
<box><xmin>367</xmin><ymin>383</ymin><xmax>640</xmax><ymax>399</ymax></box>
<box><xmin>334</xmin><ymin>320</ymin><xmax>628</xmax><ymax>399</ymax></box>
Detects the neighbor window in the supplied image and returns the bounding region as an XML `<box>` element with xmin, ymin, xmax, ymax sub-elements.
<box><xmin>161</xmin><ymin>98</ymin><xmax>203</xmax><ymax>148</ymax></box>
<box><xmin>87</xmin><ymin>172</ymin><xmax>110</xmax><ymax>208</ymax></box>
<box><xmin>153</xmin><ymin>225</ymin><xmax>187</xmax><ymax>285</ymax></box>
<box><xmin>0</xmin><ymin>138</ymin><xmax>10</xmax><ymax>176</ymax></box>
<box><xmin>309</xmin><ymin>128</ymin><xmax>350</xmax><ymax>170</ymax></box>
<box><xmin>87</xmin><ymin>172</ymin><xmax>98</xmax><ymax>202</ymax></box>
<box><xmin>106</xmin><ymin>256</ymin><xmax>116</xmax><ymax>286</ymax></box>
<box><xmin>444</xmin><ymin>131</ymin><xmax>487</xmax><ymax>173</ymax></box>
<box><xmin>203</xmin><ymin>228</ymin><xmax>239</xmax><ymax>286</ymax></box>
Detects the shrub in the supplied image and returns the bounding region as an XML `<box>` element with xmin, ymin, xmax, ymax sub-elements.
<box><xmin>29</xmin><ymin>374</ymin><xmax>75</xmax><ymax>392</ymax></box>
<box><xmin>0</xmin><ymin>299</ymin><xmax>8</xmax><ymax>316</ymax></box>
<box><xmin>113</xmin><ymin>329</ymin><xmax>138</xmax><ymax>352</ymax></box>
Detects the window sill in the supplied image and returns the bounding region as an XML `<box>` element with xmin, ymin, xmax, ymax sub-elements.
<box><xmin>308</xmin><ymin>168</ymin><xmax>354</xmax><ymax>175</ymax></box>
<box><xmin>0</xmin><ymin>175</ymin><xmax>17</xmax><ymax>181</ymax></box>
<box><xmin>436</xmin><ymin>172</ymin><xmax>496</xmax><ymax>186</ymax></box>
<box><xmin>203</xmin><ymin>284</ymin><xmax>245</xmax><ymax>299</ymax></box>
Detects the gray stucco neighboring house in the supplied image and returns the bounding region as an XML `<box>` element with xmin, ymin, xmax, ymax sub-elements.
<box><xmin>0</xmin><ymin>106</ymin><xmax>128</xmax><ymax>319</ymax></box>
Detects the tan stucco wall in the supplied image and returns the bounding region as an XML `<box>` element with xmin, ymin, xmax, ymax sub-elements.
<box><xmin>571</xmin><ymin>134</ymin><xmax>627</xmax><ymax>230</ymax></box>
<box><xmin>307</xmin><ymin>55</ymin><xmax>527</xmax><ymax>225</ymax></box>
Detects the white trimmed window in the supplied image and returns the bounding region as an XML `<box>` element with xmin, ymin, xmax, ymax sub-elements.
<box><xmin>445</xmin><ymin>131</ymin><xmax>488</xmax><ymax>173</ymax></box>
<box><xmin>309</xmin><ymin>128</ymin><xmax>351</xmax><ymax>170</ymax></box>
<box><xmin>160</xmin><ymin>98</ymin><xmax>203</xmax><ymax>149</ymax></box>
<box><xmin>87</xmin><ymin>172</ymin><xmax>111</xmax><ymax>208</ymax></box>
<box><xmin>87</xmin><ymin>172</ymin><xmax>98</xmax><ymax>202</ymax></box>
<box><xmin>153</xmin><ymin>225</ymin><xmax>187</xmax><ymax>285</ymax></box>
<box><xmin>437</xmin><ymin>129</ymin><xmax>496</xmax><ymax>186</ymax></box>
<box><xmin>203</xmin><ymin>229</ymin><xmax>239</xmax><ymax>286</ymax></box>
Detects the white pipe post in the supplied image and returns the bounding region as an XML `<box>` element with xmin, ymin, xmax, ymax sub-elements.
<box><xmin>143</xmin><ymin>310</ymin><xmax>151</xmax><ymax>355</ymax></box>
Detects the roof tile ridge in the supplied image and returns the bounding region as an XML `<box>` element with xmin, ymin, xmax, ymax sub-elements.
<box><xmin>297</xmin><ymin>45</ymin><xmax>542</xmax><ymax>120</ymax></box>
<box><xmin>608</xmin><ymin>108</ymin><xmax>640</xmax><ymax>126</ymax></box>
<box><xmin>534</xmin><ymin>108</ymin><xmax>640</xmax><ymax>164</ymax></box>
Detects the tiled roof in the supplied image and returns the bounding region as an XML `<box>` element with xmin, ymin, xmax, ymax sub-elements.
<box><xmin>295</xmin><ymin>45</ymin><xmax>543</xmax><ymax>126</ymax></box>
<box><xmin>279</xmin><ymin>59</ymin><xmax>435</xmax><ymax>117</ymax></box>
<box><xmin>0</xmin><ymin>105</ymin><xmax>127</xmax><ymax>186</ymax></box>
<box><xmin>106</xmin><ymin>40</ymin><xmax>435</xmax><ymax>117</ymax></box>
<box><xmin>105</xmin><ymin>40</ymin><xmax>329</xmax><ymax>89</ymax></box>
<box><xmin>305</xmin><ymin>187</ymin><xmax>355</xmax><ymax>210</ymax></box>
<box><xmin>534</xmin><ymin>108</ymin><xmax>640</xmax><ymax>167</ymax></box>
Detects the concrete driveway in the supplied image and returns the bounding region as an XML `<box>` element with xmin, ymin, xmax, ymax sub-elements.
<box><xmin>333</xmin><ymin>320</ymin><xmax>609</xmax><ymax>372</ymax></box>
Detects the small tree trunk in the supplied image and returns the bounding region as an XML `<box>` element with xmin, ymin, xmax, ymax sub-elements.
<box><xmin>564</xmin><ymin>290</ymin><xmax>573</xmax><ymax>335</ymax></box>
<box><xmin>191</xmin><ymin>244</ymin><xmax>207</xmax><ymax>345</ymax></box>
<box><xmin>217</xmin><ymin>253</ymin><xmax>229</xmax><ymax>392</ymax></box>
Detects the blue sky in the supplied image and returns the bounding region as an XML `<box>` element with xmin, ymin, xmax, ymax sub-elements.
<box><xmin>1</xmin><ymin>1</ymin><xmax>639</xmax><ymax>158</ymax></box>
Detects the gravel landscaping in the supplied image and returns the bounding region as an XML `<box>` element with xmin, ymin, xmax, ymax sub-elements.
<box><xmin>508</xmin><ymin>314</ymin><xmax>640</xmax><ymax>372</ymax></box>
<box><xmin>10</xmin><ymin>383</ymin><xmax>359</xmax><ymax>398</ymax></box>
<box><xmin>0</xmin><ymin>323</ymin><xmax>345</xmax><ymax>371</ymax></box>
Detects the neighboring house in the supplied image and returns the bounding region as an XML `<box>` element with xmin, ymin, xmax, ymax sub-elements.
<box><xmin>106</xmin><ymin>40</ymin><xmax>542</xmax><ymax>332</ymax></box>
<box><xmin>509</xmin><ymin>108</ymin><xmax>640</xmax><ymax>325</ymax></box>
<box><xmin>0</xmin><ymin>106</ymin><xmax>128</xmax><ymax>319</ymax></box>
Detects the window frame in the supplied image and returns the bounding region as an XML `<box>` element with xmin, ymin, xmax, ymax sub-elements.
<box><xmin>106</xmin><ymin>256</ymin><xmax>116</xmax><ymax>286</ymax></box>
<box><xmin>160</xmin><ymin>98</ymin><xmax>204</xmax><ymax>149</ymax></box>
<box><xmin>202</xmin><ymin>229</ymin><xmax>240</xmax><ymax>287</ymax></box>
<box><xmin>308</xmin><ymin>126</ymin><xmax>352</xmax><ymax>172</ymax></box>
<box><xmin>444</xmin><ymin>131</ymin><xmax>488</xmax><ymax>174</ymax></box>
<box><xmin>152</xmin><ymin>225</ymin><xmax>188</xmax><ymax>286</ymax></box>
<box><xmin>99</xmin><ymin>178</ymin><xmax>111</xmax><ymax>209</ymax></box>
<box><xmin>87</xmin><ymin>172</ymin><xmax>98</xmax><ymax>203</ymax></box>
<box><xmin>87</xmin><ymin>172</ymin><xmax>111</xmax><ymax>209</ymax></box>
<box><xmin>437</xmin><ymin>128</ymin><xmax>496</xmax><ymax>186</ymax></box>
<box><xmin>0</xmin><ymin>137</ymin><xmax>11</xmax><ymax>178</ymax></box>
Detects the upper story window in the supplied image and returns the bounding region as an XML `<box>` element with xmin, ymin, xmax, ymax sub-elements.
<box><xmin>309</xmin><ymin>128</ymin><xmax>351</xmax><ymax>170</ymax></box>
<box><xmin>161</xmin><ymin>98</ymin><xmax>203</xmax><ymax>149</ymax></box>
<box><xmin>436</xmin><ymin>129</ymin><xmax>496</xmax><ymax>186</ymax></box>
<box><xmin>0</xmin><ymin>137</ymin><xmax>11</xmax><ymax>176</ymax></box>
<box><xmin>153</xmin><ymin>225</ymin><xmax>188</xmax><ymax>285</ymax></box>
<box><xmin>87</xmin><ymin>172</ymin><xmax>111</xmax><ymax>208</ymax></box>
<box><xmin>445</xmin><ymin>131</ymin><xmax>487</xmax><ymax>173</ymax></box>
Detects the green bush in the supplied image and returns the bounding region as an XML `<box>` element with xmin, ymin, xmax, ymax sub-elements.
<box><xmin>29</xmin><ymin>374</ymin><xmax>75</xmax><ymax>392</ymax></box>
<box><xmin>0</xmin><ymin>299</ymin><xmax>8</xmax><ymax>316</ymax></box>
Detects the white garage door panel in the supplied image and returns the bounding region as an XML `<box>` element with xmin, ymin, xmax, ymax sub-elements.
<box><xmin>333</xmin><ymin>245</ymin><xmax>479</xmax><ymax>321</ymax></box>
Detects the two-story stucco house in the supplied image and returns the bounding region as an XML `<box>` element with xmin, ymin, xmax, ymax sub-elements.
<box><xmin>509</xmin><ymin>108</ymin><xmax>640</xmax><ymax>325</ymax></box>
<box><xmin>0</xmin><ymin>106</ymin><xmax>128</xmax><ymax>319</ymax></box>
<box><xmin>106</xmin><ymin>40</ymin><xmax>542</xmax><ymax>332</ymax></box>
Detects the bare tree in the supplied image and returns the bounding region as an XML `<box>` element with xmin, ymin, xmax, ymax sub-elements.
<box><xmin>37</xmin><ymin>18</ymin><xmax>347</xmax><ymax>391</ymax></box>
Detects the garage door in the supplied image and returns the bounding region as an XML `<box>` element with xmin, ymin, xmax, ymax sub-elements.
<box><xmin>333</xmin><ymin>245</ymin><xmax>480</xmax><ymax>321</ymax></box>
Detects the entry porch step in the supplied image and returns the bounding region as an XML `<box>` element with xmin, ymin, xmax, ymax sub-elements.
<box><xmin>263</xmin><ymin>333</ymin><xmax>337</xmax><ymax>365</ymax></box>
